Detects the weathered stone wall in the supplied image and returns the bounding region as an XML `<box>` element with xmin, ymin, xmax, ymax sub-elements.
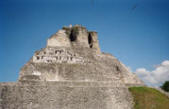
<box><xmin>47</xmin><ymin>30</ymin><xmax>71</xmax><ymax>47</ymax></box>
<box><xmin>0</xmin><ymin>82</ymin><xmax>133</xmax><ymax>109</ymax></box>
<box><xmin>88</xmin><ymin>32</ymin><xmax>101</xmax><ymax>54</ymax></box>
<box><xmin>0</xmin><ymin>24</ymin><xmax>144</xmax><ymax>109</ymax></box>
<box><xmin>71</xmin><ymin>25</ymin><xmax>89</xmax><ymax>47</ymax></box>
<box><xmin>47</xmin><ymin>25</ymin><xmax>101</xmax><ymax>53</ymax></box>
<box><xmin>33</xmin><ymin>48</ymin><xmax>85</xmax><ymax>64</ymax></box>
<box><xmin>120</xmin><ymin>62</ymin><xmax>144</xmax><ymax>85</ymax></box>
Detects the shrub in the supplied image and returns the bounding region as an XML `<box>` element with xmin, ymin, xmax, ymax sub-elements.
<box><xmin>161</xmin><ymin>81</ymin><xmax>169</xmax><ymax>92</ymax></box>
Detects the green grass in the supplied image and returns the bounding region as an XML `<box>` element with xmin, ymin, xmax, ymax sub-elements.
<box><xmin>129</xmin><ymin>87</ymin><xmax>169</xmax><ymax>109</ymax></box>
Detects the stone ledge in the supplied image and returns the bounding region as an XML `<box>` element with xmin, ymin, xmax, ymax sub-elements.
<box><xmin>0</xmin><ymin>81</ymin><xmax>126</xmax><ymax>87</ymax></box>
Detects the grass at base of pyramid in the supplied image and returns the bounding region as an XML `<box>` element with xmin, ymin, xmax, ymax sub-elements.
<box><xmin>129</xmin><ymin>87</ymin><xmax>169</xmax><ymax>109</ymax></box>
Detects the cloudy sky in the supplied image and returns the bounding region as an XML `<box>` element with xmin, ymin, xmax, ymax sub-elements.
<box><xmin>134</xmin><ymin>60</ymin><xmax>169</xmax><ymax>87</ymax></box>
<box><xmin>0</xmin><ymin>0</ymin><xmax>169</xmax><ymax>87</ymax></box>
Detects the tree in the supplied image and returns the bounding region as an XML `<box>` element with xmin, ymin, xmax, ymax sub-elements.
<box><xmin>161</xmin><ymin>81</ymin><xmax>169</xmax><ymax>92</ymax></box>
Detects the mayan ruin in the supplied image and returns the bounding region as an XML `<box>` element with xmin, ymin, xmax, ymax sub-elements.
<box><xmin>0</xmin><ymin>25</ymin><xmax>144</xmax><ymax>109</ymax></box>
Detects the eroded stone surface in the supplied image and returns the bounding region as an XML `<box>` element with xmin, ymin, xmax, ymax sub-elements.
<box><xmin>0</xmin><ymin>82</ymin><xmax>133</xmax><ymax>109</ymax></box>
<box><xmin>0</xmin><ymin>25</ymin><xmax>143</xmax><ymax>109</ymax></box>
<box><xmin>33</xmin><ymin>48</ymin><xmax>85</xmax><ymax>64</ymax></box>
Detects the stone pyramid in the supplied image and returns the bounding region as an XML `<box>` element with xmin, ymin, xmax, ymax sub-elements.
<box><xmin>0</xmin><ymin>25</ymin><xmax>143</xmax><ymax>109</ymax></box>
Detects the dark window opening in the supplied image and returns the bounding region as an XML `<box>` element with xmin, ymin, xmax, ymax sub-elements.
<box><xmin>88</xmin><ymin>33</ymin><xmax>93</xmax><ymax>48</ymax></box>
<box><xmin>70</xmin><ymin>30</ymin><xmax>77</xmax><ymax>41</ymax></box>
<box><xmin>37</xmin><ymin>56</ymin><xmax>40</xmax><ymax>60</ymax></box>
<box><xmin>116</xmin><ymin>66</ymin><xmax>120</xmax><ymax>72</ymax></box>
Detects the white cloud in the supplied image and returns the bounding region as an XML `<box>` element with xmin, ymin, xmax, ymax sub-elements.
<box><xmin>134</xmin><ymin>60</ymin><xmax>169</xmax><ymax>87</ymax></box>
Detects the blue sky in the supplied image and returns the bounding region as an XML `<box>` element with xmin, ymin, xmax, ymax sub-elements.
<box><xmin>0</xmin><ymin>0</ymin><xmax>169</xmax><ymax>85</ymax></box>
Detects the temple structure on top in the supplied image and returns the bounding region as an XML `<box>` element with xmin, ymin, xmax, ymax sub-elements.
<box><xmin>47</xmin><ymin>25</ymin><xmax>101</xmax><ymax>53</ymax></box>
<box><xmin>32</xmin><ymin>25</ymin><xmax>101</xmax><ymax>65</ymax></box>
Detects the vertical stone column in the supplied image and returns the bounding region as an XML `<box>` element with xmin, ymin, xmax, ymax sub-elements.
<box><xmin>71</xmin><ymin>25</ymin><xmax>89</xmax><ymax>47</ymax></box>
<box><xmin>88</xmin><ymin>32</ymin><xmax>101</xmax><ymax>54</ymax></box>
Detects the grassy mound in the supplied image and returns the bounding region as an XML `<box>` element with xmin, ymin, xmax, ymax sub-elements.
<box><xmin>129</xmin><ymin>87</ymin><xmax>169</xmax><ymax>109</ymax></box>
